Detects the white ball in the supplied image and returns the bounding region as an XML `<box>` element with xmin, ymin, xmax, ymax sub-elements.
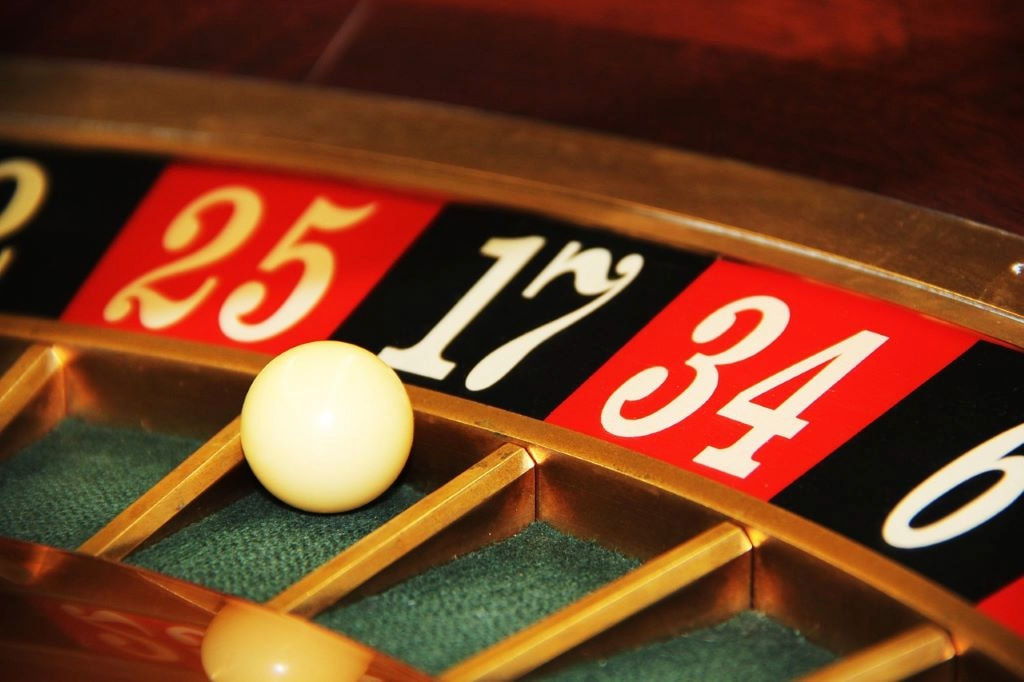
<box><xmin>202</xmin><ymin>600</ymin><xmax>373</xmax><ymax>681</ymax></box>
<box><xmin>240</xmin><ymin>341</ymin><xmax>413</xmax><ymax>513</ymax></box>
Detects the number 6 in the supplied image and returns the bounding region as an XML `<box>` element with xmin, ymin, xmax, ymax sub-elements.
<box><xmin>883</xmin><ymin>422</ymin><xmax>1024</xmax><ymax>549</ymax></box>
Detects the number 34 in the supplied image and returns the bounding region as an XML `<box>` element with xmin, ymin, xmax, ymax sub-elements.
<box><xmin>601</xmin><ymin>295</ymin><xmax>888</xmax><ymax>478</ymax></box>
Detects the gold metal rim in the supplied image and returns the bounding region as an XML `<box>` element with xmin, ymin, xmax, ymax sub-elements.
<box><xmin>1</xmin><ymin>57</ymin><xmax>1023</xmax><ymax>679</ymax></box>
<box><xmin>0</xmin><ymin>57</ymin><xmax>1021</xmax><ymax>349</ymax></box>
<box><xmin>0</xmin><ymin>314</ymin><xmax>1021</xmax><ymax>678</ymax></box>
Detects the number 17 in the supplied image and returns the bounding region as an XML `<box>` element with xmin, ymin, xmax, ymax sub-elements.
<box><xmin>380</xmin><ymin>235</ymin><xmax>644</xmax><ymax>391</ymax></box>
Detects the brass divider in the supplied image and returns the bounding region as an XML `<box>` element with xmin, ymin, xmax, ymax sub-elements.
<box><xmin>442</xmin><ymin>523</ymin><xmax>754</xmax><ymax>681</ymax></box>
<box><xmin>269</xmin><ymin>443</ymin><xmax>535</xmax><ymax>617</ymax></box>
<box><xmin>0</xmin><ymin>343</ymin><xmax>64</xmax><ymax>447</ymax></box>
<box><xmin>797</xmin><ymin>623</ymin><xmax>955</xmax><ymax>682</ymax></box>
<box><xmin>78</xmin><ymin>418</ymin><xmax>244</xmax><ymax>560</ymax></box>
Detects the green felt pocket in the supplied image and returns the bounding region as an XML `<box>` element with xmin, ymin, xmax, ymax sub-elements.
<box><xmin>127</xmin><ymin>482</ymin><xmax>423</xmax><ymax>602</ymax></box>
<box><xmin>532</xmin><ymin>610</ymin><xmax>835</xmax><ymax>681</ymax></box>
<box><xmin>0</xmin><ymin>419</ymin><xmax>199</xmax><ymax>549</ymax></box>
<box><xmin>316</xmin><ymin>521</ymin><xmax>642</xmax><ymax>674</ymax></box>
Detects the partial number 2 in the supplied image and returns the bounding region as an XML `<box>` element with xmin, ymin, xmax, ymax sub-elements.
<box><xmin>104</xmin><ymin>185</ymin><xmax>375</xmax><ymax>342</ymax></box>
<box><xmin>602</xmin><ymin>295</ymin><xmax>888</xmax><ymax>478</ymax></box>
<box><xmin>380</xmin><ymin>235</ymin><xmax>643</xmax><ymax>391</ymax></box>
<box><xmin>0</xmin><ymin>158</ymin><xmax>48</xmax><ymax>278</ymax></box>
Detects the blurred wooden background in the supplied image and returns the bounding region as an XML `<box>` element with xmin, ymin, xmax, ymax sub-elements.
<box><xmin>2</xmin><ymin>0</ymin><xmax>1022</xmax><ymax>236</ymax></box>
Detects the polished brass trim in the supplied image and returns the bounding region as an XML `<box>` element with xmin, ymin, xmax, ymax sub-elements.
<box><xmin>0</xmin><ymin>343</ymin><xmax>66</xmax><ymax>461</ymax></box>
<box><xmin>441</xmin><ymin>523</ymin><xmax>753</xmax><ymax>681</ymax></box>
<box><xmin>0</xmin><ymin>58</ymin><xmax>1021</xmax><ymax>348</ymax></box>
<box><xmin>0</xmin><ymin>343</ymin><xmax>61</xmax><ymax>435</ymax></box>
<box><xmin>0</xmin><ymin>316</ymin><xmax>1021</xmax><ymax>678</ymax></box>
<box><xmin>797</xmin><ymin>624</ymin><xmax>956</xmax><ymax>682</ymax></box>
<box><xmin>78</xmin><ymin>418</ymin><xmax>244</xmax><ymax>560</ymax></box>
<box><xmin>0</xmin><ymin>314</ymin><xmax>268</xmax><ymax>376</ymax></box>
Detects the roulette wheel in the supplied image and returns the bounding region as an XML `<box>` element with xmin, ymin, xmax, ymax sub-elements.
<box><xmin>0</xmin><ymin>2</ymin><xmax>1022</xmax><ymax>680</ymax></box>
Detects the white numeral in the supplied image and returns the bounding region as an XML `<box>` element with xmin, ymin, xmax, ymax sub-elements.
<box><xmin>466</xmin><ymin>241</ymin><xmax>643</xmax><ymax>390</ymax></box>
<box><xmin>380</xmin><ymin>236</ymin><xmax>545</xmax><ymax>379</ymax></box>
<box><xmin>0</xmin><ymin>158</ymin><xmax>48</xmax><ymax>277</ymax></box>
<box><xmin>695</xmin><ymin>329</ymin><xmax>887</xmax><ymax>476</ymax></box>
<box><xmin>602</xmin><ymin>295</ymin><xmax>790</xmax><ymax>437</ymax></box>
<box><xmin>105</xmin><ymin>186</ymin><xmax>262</xmax><ymax>329</ymax></box>
<box><xmin>380</xmin><ymin>236</ymin><xmax>643</xmax><ymax>390</ymax></box>
<box><xmin>883</xmin><ymin>422</ymin><xmax>1024</xmax><ymax>549</ymax></box>
<box><xmin>602</xmin><ymin>295</ymin><xmax>887</xmax><ymax>478</ymax></box>
<box><xmin>219</xmin><ymin>197</ymin><xmax>374</xmax><ymax>341</ymax></box>
<box><xmin>105</xmin><ymin>186</ymin><xmax>373</xmax><ymax>342</ymax></box>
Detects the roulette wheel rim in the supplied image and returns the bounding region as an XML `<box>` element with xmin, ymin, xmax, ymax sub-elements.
<box><xmin>0</xmin><ymin>57</ymin><xmax>1021</xmax><ymax>680</ymax></box>
<box><xmin>0</xmin><ymin>59</ymin><xmax>1020</xmax><ymax>347</ymax></box>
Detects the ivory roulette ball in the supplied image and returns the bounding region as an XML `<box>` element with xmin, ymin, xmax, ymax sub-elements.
<box><xmin>240</xmin><ymin>341</ymin><xmax>414</xmax><ymax>513</ymax></box>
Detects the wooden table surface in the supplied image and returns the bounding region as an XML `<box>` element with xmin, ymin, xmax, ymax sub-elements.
<box><xmin>2</xmin><ymin>0</ymin><xmax>1023</xmax><ymax>236</ymax></box>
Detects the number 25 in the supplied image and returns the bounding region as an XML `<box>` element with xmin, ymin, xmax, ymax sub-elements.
<box><xmin>104</xmin><ymin>186</ymin><xmax>375</xmax><ymax>342</ymax></box>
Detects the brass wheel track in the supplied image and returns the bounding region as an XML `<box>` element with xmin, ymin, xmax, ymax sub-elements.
<box><xmin>0</xmin><ymin>316</ymin><xmax>1019</xmax><ymax>680</ymax></box>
